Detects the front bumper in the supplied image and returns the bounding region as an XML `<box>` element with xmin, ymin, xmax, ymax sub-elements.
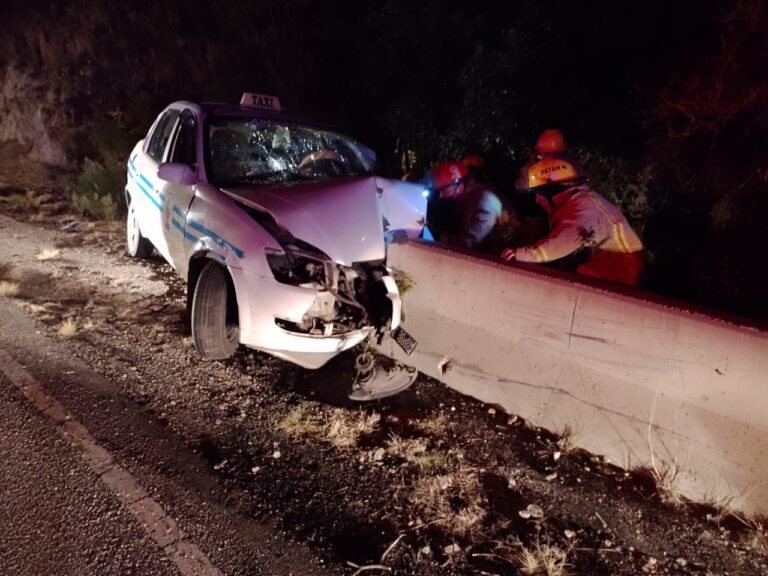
<box><xmin>230</xmin><ymin>265</ymin><xmax>396</xmax><ymax>369</ymax></box>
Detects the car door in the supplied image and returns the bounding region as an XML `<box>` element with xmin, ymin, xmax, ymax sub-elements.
<box><xmin>131</xmin><ymin>108</ymin><xmax>180</xmax><ymax>263</ymax></box>
<box><xmin>163</xmin><ymin>110</ymin><xmax>199</xmax><ymax>275</ymax></box>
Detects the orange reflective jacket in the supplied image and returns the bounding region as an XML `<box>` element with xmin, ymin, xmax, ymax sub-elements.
<box><xmin>514</xmin><ymin>185</ymin><xmax>644</xmax><ymax>286</ymax></box>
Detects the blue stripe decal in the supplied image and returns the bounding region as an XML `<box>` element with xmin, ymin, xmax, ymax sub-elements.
<box><xmin>172</xmin><ymin>205</ymin><xmax>185</xmax><ymax>218</ymax></box>
<box><xmin>171</xmin><ymin>217</ymin><xmax>199</xmax><ymax>243</ymax></box>
<box><xmin>139</xmin><ymin>173</ymin><xmax>153</xmax><ymax>190</ymax></box>
<box><xmin>187</xmin><ymin>220</ymin><xmax>244</xmax><ymax>258</ymax></box>
<box><xmin>172</xmin><ymin>218</ymin><xmax>225</xmax><ymax>263</ymax></box>
<box><xmin>131</xmin><ymin>173</ymin><xmax>162</xmax><ymax>211</ymax></box>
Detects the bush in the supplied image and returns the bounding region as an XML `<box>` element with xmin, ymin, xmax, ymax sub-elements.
<box><xmin>72</xmin><ymin>158</ymin><xmax>122</xmax><ymax>220</ymax></box>
<box><xmin>575</xmin><ymin>147</ymin><xmax>650</xmax><ymax>231</ymax></box>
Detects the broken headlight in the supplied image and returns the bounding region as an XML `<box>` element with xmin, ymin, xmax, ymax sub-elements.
<box><xmin>265</xmin><ymin>246</ymin><xmax>333</xmax><ymax>289</ymax></box>
<box><xmin>236</xmin><ymin>201</ymin><xmax>333</xmax><ymax>289</ymax></box>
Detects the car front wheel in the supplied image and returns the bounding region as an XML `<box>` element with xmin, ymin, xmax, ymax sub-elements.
<box><xmin>126</xmin><ymin>196</ymin><xmax>153</xmax><ymax>259</ymax></box>
<box><xmin>191</xmin><ymin>261</ymin><xmax>239</xmax><ymax>360</ymax></box>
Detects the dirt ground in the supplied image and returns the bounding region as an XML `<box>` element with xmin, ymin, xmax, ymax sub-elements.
<box><xmin>1</xmin><ymin>189</ymin><xmax>767</xmax><ymax>576</ymax></box>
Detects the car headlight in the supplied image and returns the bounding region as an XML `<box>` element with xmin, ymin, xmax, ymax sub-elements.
<box><xmin>265</xmin><ymin>246</ymin><xmax>333</xmax><ymax>289</ymax></box>
<box><xmin>236</xmin><ymin>201</ymin><xmax>333</xmax><ymax>289</ymax></box>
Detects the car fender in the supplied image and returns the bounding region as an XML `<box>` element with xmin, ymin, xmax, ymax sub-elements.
<box><xmin>189</xmin><ymin>238</ymin><xmax>235</xmax><ymax>268</ymax></box>
<box><xmin>187</xmin><ymin>183</ymin><xmax>281</xmax><ymax>276</ymax></box>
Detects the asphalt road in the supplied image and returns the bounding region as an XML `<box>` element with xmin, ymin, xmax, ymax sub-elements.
<box><xmin>0</xmin><ymin>213</ymin><xmax>340</xmax><ymax>576</ymax></box>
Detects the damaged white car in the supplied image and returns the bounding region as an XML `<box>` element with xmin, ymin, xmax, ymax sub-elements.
<box><xmin>125</xmin><ymin>93</ymin><xmax>425</xmax><ymax>400</ymax></box>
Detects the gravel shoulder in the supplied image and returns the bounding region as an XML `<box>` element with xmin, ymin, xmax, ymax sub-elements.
<box><xmin>0</xmin><ymin>204</ymin><xmax>766</xmax><ymax>576</ymax></box>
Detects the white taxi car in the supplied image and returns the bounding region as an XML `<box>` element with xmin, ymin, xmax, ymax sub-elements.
<box><xmin>125</xmin><ymin>93</ymin><xmax>426</xmax><ymax>381</ymax></box>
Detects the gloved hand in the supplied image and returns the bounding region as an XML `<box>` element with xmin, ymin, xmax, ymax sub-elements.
<box><xmin>501</xmin><ymin>247</ymin><xmax>516</xmax><ymax>261</ymax></box>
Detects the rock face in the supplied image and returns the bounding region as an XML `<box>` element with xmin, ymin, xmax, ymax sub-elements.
<box><xmin>0</xmin><ymin>65</ymin><xmax>68</xmax><ymax>166</ymax></box>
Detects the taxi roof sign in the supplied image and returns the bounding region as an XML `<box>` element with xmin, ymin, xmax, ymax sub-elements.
<box><xmin>240</xmin><ymin>92</ymin><xmax>282</xmax><ymax>112</ymax></box>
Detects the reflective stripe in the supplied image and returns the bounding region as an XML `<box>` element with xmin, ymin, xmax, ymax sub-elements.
<box><xmin>533</xmin><ymin>246</ymin><xmax>549</xmax><ymax>262</ymax></box>
<box><xmin>616</xmin><ymin>222</ymin><xmax>631</xmax><ymax>253</ymax></box>
<box><xmin>172</xmin><ymin>205</ymin><xmax>185</xmax><ymax>218</ymax></box>
<box><xmin>587</xmin><ymin>193</ymin><xmax>632</xmax><ymax>253</ymax></box>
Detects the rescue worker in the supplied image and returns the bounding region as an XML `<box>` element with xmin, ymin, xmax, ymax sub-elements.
<box><xmin>426</xmin><ymin>160</ymin><xmax>513</xmax><ymax>253</ymax></box>
<box><xmin>501</xmin><ymin>157</ymin><xmax>644</xmax><ymax>287</ymax></box>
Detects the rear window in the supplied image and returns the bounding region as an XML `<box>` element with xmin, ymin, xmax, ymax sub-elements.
<box><xmin>205</xmin><ymin>116</ymin><xmax>376</xmax><ymax>187</ymax></box>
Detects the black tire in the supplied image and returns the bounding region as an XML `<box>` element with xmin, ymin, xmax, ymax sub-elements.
<box><xmin>126</xmin><ymin>196</ymin><xmax>154</xmax><ymax>259</ymax></box>
<box><xmin>191</xmin><ymin>261</ymin><xmax>239</xmax><ymax>359</ymax></box>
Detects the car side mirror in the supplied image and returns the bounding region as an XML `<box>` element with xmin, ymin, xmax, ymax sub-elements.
<box><xmin>158</xmin><ymin>162</ymin><xmax>197</xmax><ymax>185</ymax></box>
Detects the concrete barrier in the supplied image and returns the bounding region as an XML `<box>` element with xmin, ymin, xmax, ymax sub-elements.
<box><xmin>379</xmin><ymin>240</ymin><xmax>768</xmax><ymax>516</ymax></box>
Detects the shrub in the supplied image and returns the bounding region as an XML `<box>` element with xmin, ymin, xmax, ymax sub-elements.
<box><xmin>72</xmin><ymin>158</ymin><xmax>122</xmax><ymax>220</ymax></box>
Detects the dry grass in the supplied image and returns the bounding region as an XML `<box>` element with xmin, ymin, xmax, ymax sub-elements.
<box><xmin>326</xmin><ymin>408</ymin><xmax>380</xmax><ymax>448</ymax></box>
<box><xmin>6</xmin><ymin>267</ymin><xmax>23</xmax><ymax>281</ymax></box>
<box><xmin>415</xmin><ymin>413</ymin><xmax>451</xmax><ymax>435</ymax></box>
<box><xmin>517</xmin><ymin>541</ymin><xmax>572</xmax><ymax>576</ymax></box>
<box><xmin>715</xmin><ymin>507</ymin><xmax>768</xmax><ymax>553</ymax></box>
<box><xmin>556</xmin><ymin>424</ymin><xmax>578</xmax><ymax>455</ymax></box>
<box><xmin>387</xmin><ymin>433</ymin><xmax>428</xmax><ymax>461</ymax></box>
<box><xmin>36</xmin><ymin>248</ymin><xmax>61</xmax><ymax>261</ymax></box>
<box><xmin>744</xmin><ymin>524</ymin><xmax>767</xmax><ymax>553</ymax></box>
<box><xmin>279</xmin><ymin>406</ymin><xmax>380</xmax><ymax>449</ymax></box>
<box><xmin>0</xmin><ymin>281</ymin><xmax>20</xmax><ymax>298</ymax></box>
<box><xmin>650</xmin><ymin>461</ymin><xmax>684</xmax><ymax>506</ymax></box>
<box><xmin>17</xmin><ymin>301</ymin><xmax>55</xmax><ymax>319</ymax></box>
<box><xmin>18</xmin><ymin>302</ymin><xmax>48</xmax><ymax>315</ymax></box>
<box><xmin>386</xmin><ymin>433</ymin><xmax>453</xmax><ymax>471</ymax></box>
<box><xmin>58</xmin><ymin>318</ymin><xmax>78</xmax><ymax>338</ymax></box>
<box><xmin>279</xmin><ymin>405</ymin><xmax>324</xmax><ymax>438</ymax></box>
<box><xmin>410</xmin><ymin>469</ymin><xmax>486</xmax><ymax>537</ymax></box>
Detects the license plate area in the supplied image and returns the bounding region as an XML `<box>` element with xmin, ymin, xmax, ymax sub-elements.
<box><xmin>391</xmin><ymin>326</ymin><xmax>417</xmax><ymax>356</ymax></box>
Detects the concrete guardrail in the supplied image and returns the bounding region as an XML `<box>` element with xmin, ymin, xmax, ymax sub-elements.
<box><xmin>378</xmin><ymin>240</ymin><xmax>768</xmax><ymax>516</ymax></box>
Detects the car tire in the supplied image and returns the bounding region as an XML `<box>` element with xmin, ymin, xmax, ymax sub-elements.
<box><xmin>191</xmin><ymin>261</ymin><xmax>239</xmax><ymax>360</ymax></box>
<box><xmin>126</xmin><ymin>196</ymin><xmax>154</xmax><ymax>259</ymax></box>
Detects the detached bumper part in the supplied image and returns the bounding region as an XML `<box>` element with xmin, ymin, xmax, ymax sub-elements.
<box><xmin>348</xmin><ymin>351</ymin><xmax>418</xmax><ymax>401</ymax></box>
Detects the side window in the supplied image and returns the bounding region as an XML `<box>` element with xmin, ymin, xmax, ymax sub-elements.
<box><xmin>146</xmin><ymin>110</ymin><xmax>180</xmax><ymax>163</ymax></box>
<box><xmin>170</xmin><ymin>113</ymin><xmax>197</xmax><ymax>168</ymax></box>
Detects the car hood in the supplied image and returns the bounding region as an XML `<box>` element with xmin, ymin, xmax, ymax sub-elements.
<box><xmin>222</xmin><ymin>176</ymin><xmax>388</xmax><ymax>265</ymax></box>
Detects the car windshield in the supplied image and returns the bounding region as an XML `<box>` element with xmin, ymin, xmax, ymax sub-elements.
<box><xmin>206</xmin><ymin>116</ymin><xmax>376</xmax><ymax>187</ymax></box>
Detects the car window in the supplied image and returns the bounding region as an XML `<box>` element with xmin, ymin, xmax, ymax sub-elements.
<box><xmin>146</xmin><ymin>110</ymin><xmax>180</xmax><ymax>163</ymax></box>
<box><xmin>170</xmin><ymin>113</ymin><xmax>197</xmax><ymax>168</ymax></box>
<box><xmin>205</xmin><ymin>116</ymin><xmax>376</xmax><ymax>187</ymax></box>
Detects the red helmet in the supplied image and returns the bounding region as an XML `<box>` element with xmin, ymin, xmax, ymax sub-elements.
<box><xmin>430</xmin><ymin>160</ymin><xmax>469</xmax><ymax>189</ymax></box>
<box><xmin>534</xmin><ymin>129</ymin><xmax>567</xmax><ymax>154</ymax></box>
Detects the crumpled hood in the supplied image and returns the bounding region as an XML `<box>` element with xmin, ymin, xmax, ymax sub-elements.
<box><xmin>222</xmin><ymin>176</ymin><xmax>385</xmax><ymax>265</ymax></box>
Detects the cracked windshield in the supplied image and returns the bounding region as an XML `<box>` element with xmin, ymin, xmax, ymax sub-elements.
<box><xmin>207</xmin><ymin>117</ymin><xmax>376</xmax><ymax>186</ymax></box>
